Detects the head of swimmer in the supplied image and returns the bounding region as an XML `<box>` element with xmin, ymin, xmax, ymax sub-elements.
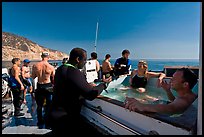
<box><xmin>69</xmin><ymin>47</ymin><xmax>87</xmax><ymax>69</ymax></box>
<box><xmin>138</xmin><ymin>60</ymin><xmax>148</xmax><ymax>71</ymax></box>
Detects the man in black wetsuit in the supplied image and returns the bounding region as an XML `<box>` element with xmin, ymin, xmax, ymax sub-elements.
<box><xmin>49</xmin><ymin>48</ymin><xmax>109</xmax><ymax>135</ymax></box>
<box><xmin>114</xmin><ymin>49</ymin><xmax>131</xmax><ymax>76</ymax></box>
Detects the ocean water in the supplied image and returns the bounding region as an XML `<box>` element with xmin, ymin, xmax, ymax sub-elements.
<box><xmin>2</xmin><ymin>59</ymin><xmax>199</xmax><ymax>71</ymax></box>
<box><xmin>103</xmin><ymin>59</ymin><xmax>199</xmax><ymax>71</ymax></box>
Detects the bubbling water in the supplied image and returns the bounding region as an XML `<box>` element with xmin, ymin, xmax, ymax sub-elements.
<box><xmin>101</xmin><ymin>76</ymin><xmax>170</xmax><ymax>104</ymax></box>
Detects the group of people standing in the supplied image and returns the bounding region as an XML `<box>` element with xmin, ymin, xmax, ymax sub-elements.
<box><xmin>8</xmin><ymin>47</ymin><xmax>198</xmax><ymax>135</ymax></box>
<box><xmin>8</xmin><ymin>52</ymin><xmax>55</xmax><ymax>129</ymax></box>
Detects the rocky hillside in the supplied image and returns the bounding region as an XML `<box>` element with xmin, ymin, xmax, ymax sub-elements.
<box><xmin>2</xmin><ymin>32</ymin><xmax>69</xmax><ymax>61</ymax></box>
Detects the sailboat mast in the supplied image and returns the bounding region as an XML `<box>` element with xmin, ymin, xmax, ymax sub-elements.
<box><xmin>94</xmin><ymin>22</ymin><xmax>99</xmax><ymax>52</ymax></box>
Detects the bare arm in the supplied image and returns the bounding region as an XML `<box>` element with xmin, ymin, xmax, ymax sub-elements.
<box><xmin>50</xmin><ymin>66</ymin><xmax>55</xmax><ymax>84</ymax></box>
<box><xmin>165</xmin><ymin>90</ymin><xmax>175</xmax><ymax>102</ymax></box>
<box><xmin>96</xmin><ymin>61</ymin><xmax>100</xmax><ymax>72</ymax></box>
<box><xmin>125</xmin><ymin>97</ymin><xmax>189</xmax><ymax>114</ymax></box>
<box><xmin>147</xmin><ymin>72</ymin><xmax>166</xmax><ymax>87</ymax></box>
<box><xmin>161</xmin><ymin>80</ymin><xmax>175</xmax><ymax>101</ymax></box>
<box><xmin>107</xmin><ymin>62</ymin><xmax>113</xmax><ymax>71</ymax></box>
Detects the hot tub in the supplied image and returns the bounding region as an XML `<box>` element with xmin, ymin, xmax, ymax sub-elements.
<box><xmin>80</xmin><ymin>76</ymin><xmax>198</xmax><ymax>135</ymax></box>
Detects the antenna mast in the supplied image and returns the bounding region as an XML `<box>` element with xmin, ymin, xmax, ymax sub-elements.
<box><xmin>94</xmin><ymin>22</ymin><xmax>99</xmax><ymax>52</ymax></box>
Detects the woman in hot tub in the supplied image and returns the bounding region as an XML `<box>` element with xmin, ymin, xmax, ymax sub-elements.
<box><xmin>129</xmin><ymin>60</ymin><xmax>166</xmax><ymax>93</ymax></box>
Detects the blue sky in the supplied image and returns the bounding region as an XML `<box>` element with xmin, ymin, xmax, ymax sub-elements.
<box><xmin>2</xmin><ymin>2</ymin><xmax>201</xmax><ymax>60</ymax></box>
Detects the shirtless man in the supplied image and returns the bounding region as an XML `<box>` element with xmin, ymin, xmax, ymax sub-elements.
<box><xmin>32</xmin><ymin>52</ymin><xmax>55</xmax><ymax>128</ymax></box>
<box><xmin>21</xmin><ymin>59</ymin><xmax>33</xmax><ymax>104</ymax></box>
<box><xmin>125</xmin><ymin>68</ymin><xmax>198</xmax><ymax>114</ymax></box>
<box><xmin>102</xmin><ymin>54</ymin><xmax>113</xmax><ymax>82</ymax></box>
<box><xmin>9</xmin><ymin>58</ymin><xmax>25</xmax><ymax>117</ymax></box>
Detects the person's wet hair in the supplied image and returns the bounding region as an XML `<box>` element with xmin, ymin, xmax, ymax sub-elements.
<box><xmin>139</xmin><ymin>60</ymin><xmax>148</xmax><ymax>68</ymax></box>
<box><xmin>105</xmin><ymin>54</ymin><xmax>111</xmax><ymax>59</ymax></box>
<box><xmin>11</xmin><ymin>58</ymin><xmax>20</xmax><ymax>64</ymax></box>
<box><xmin>91</xmin><ymin>52</ymin><xmax>97</xmax><ymax>59</ymax></box>
<box><xmin>69</xmin><ymin>48</ymin><xmax>86</xmax><ymax>61</ymax></box>
<box><xmin>122</xmin><ymin>49</ymin><xmax>130</xmax><ymax>55</ymax></box>
<box><xmin>177</xmin><ymin>67</ymin><xmax>198</xmax><ymax>89</ymax></box>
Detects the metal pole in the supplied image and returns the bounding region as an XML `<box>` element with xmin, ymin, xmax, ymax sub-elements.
<box><xmin>94</xmin><ymin>22</ymin><xmax>99</xmax><ymax>53</ymax></box>
<box><xmin>197</xmin><ymin>2</ymin><xmax>202</xmax><ymax>135</ymax></box>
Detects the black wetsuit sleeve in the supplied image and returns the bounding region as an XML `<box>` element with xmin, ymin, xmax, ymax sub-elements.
<box><xmin>114</xmin><ymin>58</ymin><xmax>120</xmax><ymax>68</ymax></box>
<box><xmin>71</xmin><ymin>69</ymin><xmax>106</xmax><ymax>101</ymax></box>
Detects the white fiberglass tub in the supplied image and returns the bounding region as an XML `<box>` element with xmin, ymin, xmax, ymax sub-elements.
<box><xmin>80</xmin><ymin>76</ymin><xmax>198</xmax><ymax>135</ymax></box>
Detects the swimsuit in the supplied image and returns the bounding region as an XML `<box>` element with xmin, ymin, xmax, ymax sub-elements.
<box><xmin>131</xmin><ymin>74</ymin><xmax>147</xmax><ymax>88</ymax></box>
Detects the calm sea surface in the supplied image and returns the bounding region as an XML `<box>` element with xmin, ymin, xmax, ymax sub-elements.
<box><xmin>102</xmin><ymin>59</ymin><xmax>199</xmax><ymax>71</ymax></box>
<box><xmin>2</xmin><ymin>59</ymin><xmax>199</xmax><ymax>71</ymax></box>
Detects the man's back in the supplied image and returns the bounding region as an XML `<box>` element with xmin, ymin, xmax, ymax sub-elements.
<box><xmin>102</xmin><ymin>60</ymin><xmax>112</xmax><ymax>73</ymax></box>
<box><xmin>32</xmin><ymin>61</ymin><xmax>55</xmax><ymax>84</ymax></box>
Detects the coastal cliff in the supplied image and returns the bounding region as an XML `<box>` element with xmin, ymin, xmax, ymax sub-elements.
<box><xmin>2</xmin><ymin>32</ymin><xmax>69</xmax><ymax>61</ymax></box>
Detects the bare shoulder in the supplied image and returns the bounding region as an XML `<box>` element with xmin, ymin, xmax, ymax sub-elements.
<box><xmin>132</xmin><ymin>69</ymin><xmax>137</xmax><ymax>74</ymax></box>
<box><xmin>185</xmin><ymin>92</ymin><xmax>197</xmax><ymax>103</ymax></box>
<box><xmin>34</xmin><ymin>62</ymin><xmax>41</xmax><ymax>67</ymax></box>
<box><xmin>96</xmin><ymin>60</ymin><xmax>100</xmax><ymax>65</ymax></box>
<box><xmin>46</xmin><ymin>62</ymin><xmax>55</xmax><ymax>70</ymax></box>
<box><xmin>172</xmin><ymin>93</ymin><xmax>197</xmax><ymax>108</ymax></box>
<box><xmin>103</xmin><ymin>61</ymin><xmax>108</xmax><ymax>65</ymax></box>
<box><xmin>13</xmin><ymin>65</ymin><xmax>17</xmax><ymax>69</ymax></box>
<box><xmin>14</xmin><ymin>65</ymin><xmax>20</xmax><ymax>71</ymax></box>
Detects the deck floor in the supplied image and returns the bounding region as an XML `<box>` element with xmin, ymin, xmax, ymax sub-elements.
<box><xmin>2</xmin><ymin>93</ymin><xmax>103</xmax><ymax>135</ymax></box>
<box><xmin>2</xmin><ymin>93</ymin><xmax>51</xmax><ymax>134</ymax></box>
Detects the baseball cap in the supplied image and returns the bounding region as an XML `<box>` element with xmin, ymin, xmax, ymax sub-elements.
<box><xmin>41</xmin><ymin>52</ymin><xmax>50</xmax><ymax>57</ymax></box>
<box><xmin>23</xmin><ymin>59</ymin><xmax>30</xmax><ymax>63</ymax></box>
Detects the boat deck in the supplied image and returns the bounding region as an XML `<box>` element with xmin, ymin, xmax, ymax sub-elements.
<box><xmin>2</xmin><ymin>93</ymin><xmax>51</xmax><ymax>134</ymax></box>
<box><xmin>2</xmin><ymin>93</ymin><xmax>103</xmax><ymax>135</ymax></box>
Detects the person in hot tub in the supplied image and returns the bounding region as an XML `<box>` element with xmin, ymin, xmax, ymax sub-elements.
<box><xmin>129</xmin><ymin>60</ymin><xmax>166</xmax><ymax>93</ymax></box>
<box><xmin>125</xmin><ymin>67</ymin><xmax>198</xmax><ymax>114</ymax></box>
